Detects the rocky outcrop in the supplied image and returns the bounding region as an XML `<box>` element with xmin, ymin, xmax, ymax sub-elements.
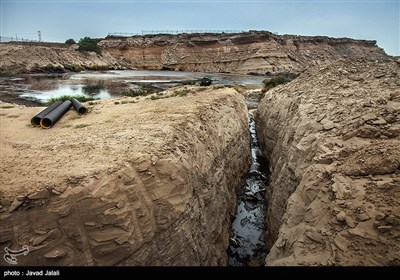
<box><xmin>0</xmin><ymin>88</ymin><xmax>250</xmax><ymax>265</ymax></box>
<box><xmin>0</xmin><ymin>43</ymin><xmax>126</xmax><ymax>75</ymax></box>
<box><xmin>256</xmin><ymin>59</ymin><xmax>400</xmax><ymax>265</ymax></box>
<box><xmin>99</xmin><ymin>31</ymin><xmax>389</xmax><ymax>74</ymax></box>
<box><xmin>1</xmin><ymin>31</ymin><xmax>390</xmax><ymax>76</ymax></box>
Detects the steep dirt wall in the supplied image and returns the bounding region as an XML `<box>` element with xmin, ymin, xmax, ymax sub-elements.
<box><xmin>256</xmin><ymin>59</ymin><xmax>400</xmax><ymax>265</ymax></box>
<box><xmin>0</xmin><ymin>44</ymin><xmax>125</xmax><ymax>75</ymax></box>
<box><xmin>0</xmin><ymin>88</ymin><xmax>250</xmax><ymax>265</ymax></box>
<box><xmin>100</xmin><ymin>31</ymin><xmax>389</xmax><ymax>74</ymax></box>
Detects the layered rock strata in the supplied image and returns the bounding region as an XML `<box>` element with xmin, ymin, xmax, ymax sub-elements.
<box><xmin>100</xmin><ymin>31</ymin><xmax>389</xmax><ymax>74</ymax></box>
<box><xmin>0</xmin><ymin>43</ymin><xmax>125</xmax><ymax>75</ymax></box>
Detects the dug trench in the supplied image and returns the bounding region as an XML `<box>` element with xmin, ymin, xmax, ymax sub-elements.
<box><xmin>1</xmin><ymin>58</ymin><xmax>399</xmax><ymax>266</ymax></box>
<box><xmin>227</xmin><ymin>112</ymin><xmax>269</xmax><ymax>266</ymax></box>
<box><xmin>0</xmin><ymin>87</ymin><xmax>251</xmax><ymax>266</ymax></box>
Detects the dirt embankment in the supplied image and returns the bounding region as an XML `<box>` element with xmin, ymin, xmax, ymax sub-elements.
<box><xmin>0</xmin><ymin>43</ymin><xmax>126</xmax><ymax>76</ymax></box>
<box><xmin>0</xmin><ymin>87</ymin><xmax>250</xmax><ymax>265</ymax></box>
<box><xmin>256</xmin><ymin>59</ymin><xmax>400</xmax><ymax>265</ymax></box>
<box><xmin>100</xmin><ymin>31</ymin><xmax>389</xmax><ymax>74</ymax></box>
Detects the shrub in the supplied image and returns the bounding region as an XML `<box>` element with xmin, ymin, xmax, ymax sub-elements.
<box><xmin>172</xmin><ymin>89</ymin><xmax>190</xmax><ymax>97</ymax></box>
<box><xmin>122</xmin><ymin>88</ymin><xmax>149</xmax><ymax>97</ymax></box>
<box><xmin>41</xmin><ymin>64</ymin><xmax>65</xmax><ymax>73</ymax></box>
<box><xmin>46</xmin><ymin>95</ymin><xmax>98</xmax><ymax>105</ymax></box>
<box><xmin>74</xmin><ymin>124</ymin><xmax>90</xmax><ymax>129</ymax></box>
<box><xmin>82</xmin><ymin>81</ymin><xmax>104</xmax><ymax>95</ymax></box>
<box><xmin>262</xmin><ymin>76</ymin><xmax>291</xmax><ymax>90</ymax></box>
<box><xmin>77</xmin><ymin>37</ymin><xmax>102</xmax><ymax>55</ymax></box>
<box><xmin>0</xmin><ymin>70</ymin><xmax>17</xmax><ymax>77</ymax></box>
<box><xmin>181</xmin><ymin>80</ymin><xmax>196</xmax><ymax>85</ymax></box>
<box><xmin>150</xmin><ymin>95</ymin><xmax>163</xmax><ymax>100</ymax></box>
<box><xmin>65</xmin><ymin>38</ymin><xmax>76</xmax><ymax>45</ymax></box>
<box><xmin>64</xmin><ymin>64</ymin><xmax>84</xmax><ymax>72</ymax></box>
<box><xmin>199</xmin><ymin>77</ymin><xmax>212</xmax><ymax>86</ymax></box>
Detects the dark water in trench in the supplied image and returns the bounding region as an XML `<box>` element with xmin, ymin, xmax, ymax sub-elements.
<box><xmin>227</xmin><ymin>113</ymin><xmax>269</xmax><ymax>266</ymax></box>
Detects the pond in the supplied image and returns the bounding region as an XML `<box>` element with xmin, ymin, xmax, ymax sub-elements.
<box><xmin>0</xmin><ymin>70</ymin><xmax>266</xmax><ymax>105</ymax></box>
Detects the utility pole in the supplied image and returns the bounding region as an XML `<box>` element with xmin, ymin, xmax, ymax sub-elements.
<box><xmin>38</xmin><ymin>30</ymin><xmax>42</xmax><ymax>42</ymax></box>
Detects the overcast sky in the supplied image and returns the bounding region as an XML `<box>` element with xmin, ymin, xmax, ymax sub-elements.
<box><xmin>1</xmin><ymin>0</ymin><xmax>399</xmax><ymax>56</ymax></box>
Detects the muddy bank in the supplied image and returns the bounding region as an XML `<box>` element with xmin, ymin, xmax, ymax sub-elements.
<box><xmin>0</xmin><ymin>87</ymin><xmax>250</xmax><ymax>265</ymax></box>
<box><xmin>257</xmin><ymin>58</ymin><xmax>400</xmax><ymax>265</ymax></box>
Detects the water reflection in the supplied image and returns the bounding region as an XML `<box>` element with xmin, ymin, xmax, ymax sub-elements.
<box><xmin>3</xmin><ymin>70</ymin><xmax>266</xmax><ymax>104</ymax></box>
<box><xmin>20</xmin><ymin>85</ymin><xmax>112</xmax><ymax>103</ymax></box>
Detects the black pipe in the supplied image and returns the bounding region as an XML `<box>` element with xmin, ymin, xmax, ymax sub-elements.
<box><xmin>40</xmin><ymin>100</ymin><xmax>72</xmax><ymax>129</ymax></box>
<box><xmin>71</xmin><ymin>98</ymin><xmax>88</xmax><ymax>115</ymax></box>
<box><xmin>30</xmin><ymin>101</ymin><xmax>63</xmax><ymax>127</ymax></box>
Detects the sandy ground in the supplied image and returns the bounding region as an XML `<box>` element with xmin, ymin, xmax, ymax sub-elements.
<box><xmin>0</xmin><ymin>86</ymin><xmax>215</xmax><ymax>199</ymax></box>
<box><xmin>0</xmin><ymin>86</ymin><xmax>251</xmax><ymax>265</ymax></box>
<box><xmin>257</xmin><ymin>59</ymin><xmax>400</xmax><ymax>265</ymax></box>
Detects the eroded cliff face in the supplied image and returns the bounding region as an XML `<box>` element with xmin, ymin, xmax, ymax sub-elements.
<box><xmin>0</xmin><ymin>88</ymin><xmax>250</xmax><ymax>265</ymax></box>
<box><xmin>0</xmin><ymin>31</ymin><xmax>389</xmax><ymax>76</ymax></box>
<box><xmin>256</xmin><ymin>59</ymin><xmax>400</xmax><ymax>265</ymax></box>
<box><xmin>0</xmin><ymin>43</ymin><xmax>125</xmax><ymax>75</ymax></box>
<box><xmin>99</xmin><ymin>31</ymin><xmax>389</xmax><ymax>74</ymax></box>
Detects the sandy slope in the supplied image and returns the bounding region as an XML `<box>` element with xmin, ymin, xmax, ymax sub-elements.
<box><xmin>257</xmin><ymin>59</ymin><xmax>400</xmax><ymax>265</ymax></box>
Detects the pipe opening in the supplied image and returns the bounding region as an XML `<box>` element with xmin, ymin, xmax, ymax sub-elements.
<box><xmin>78</xmin><ymin>107</ymin><xmax>88</xmax><ymax>115</ymax></box>
<box><xmin>40</xmin><ymin>118</ymin><xmax>53</xmax><ymax>129</ymax></box>
<box><xmin>30</xmin><ymin>116</ymin><xmax>41</xmax><ymax>127</ymax></box>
